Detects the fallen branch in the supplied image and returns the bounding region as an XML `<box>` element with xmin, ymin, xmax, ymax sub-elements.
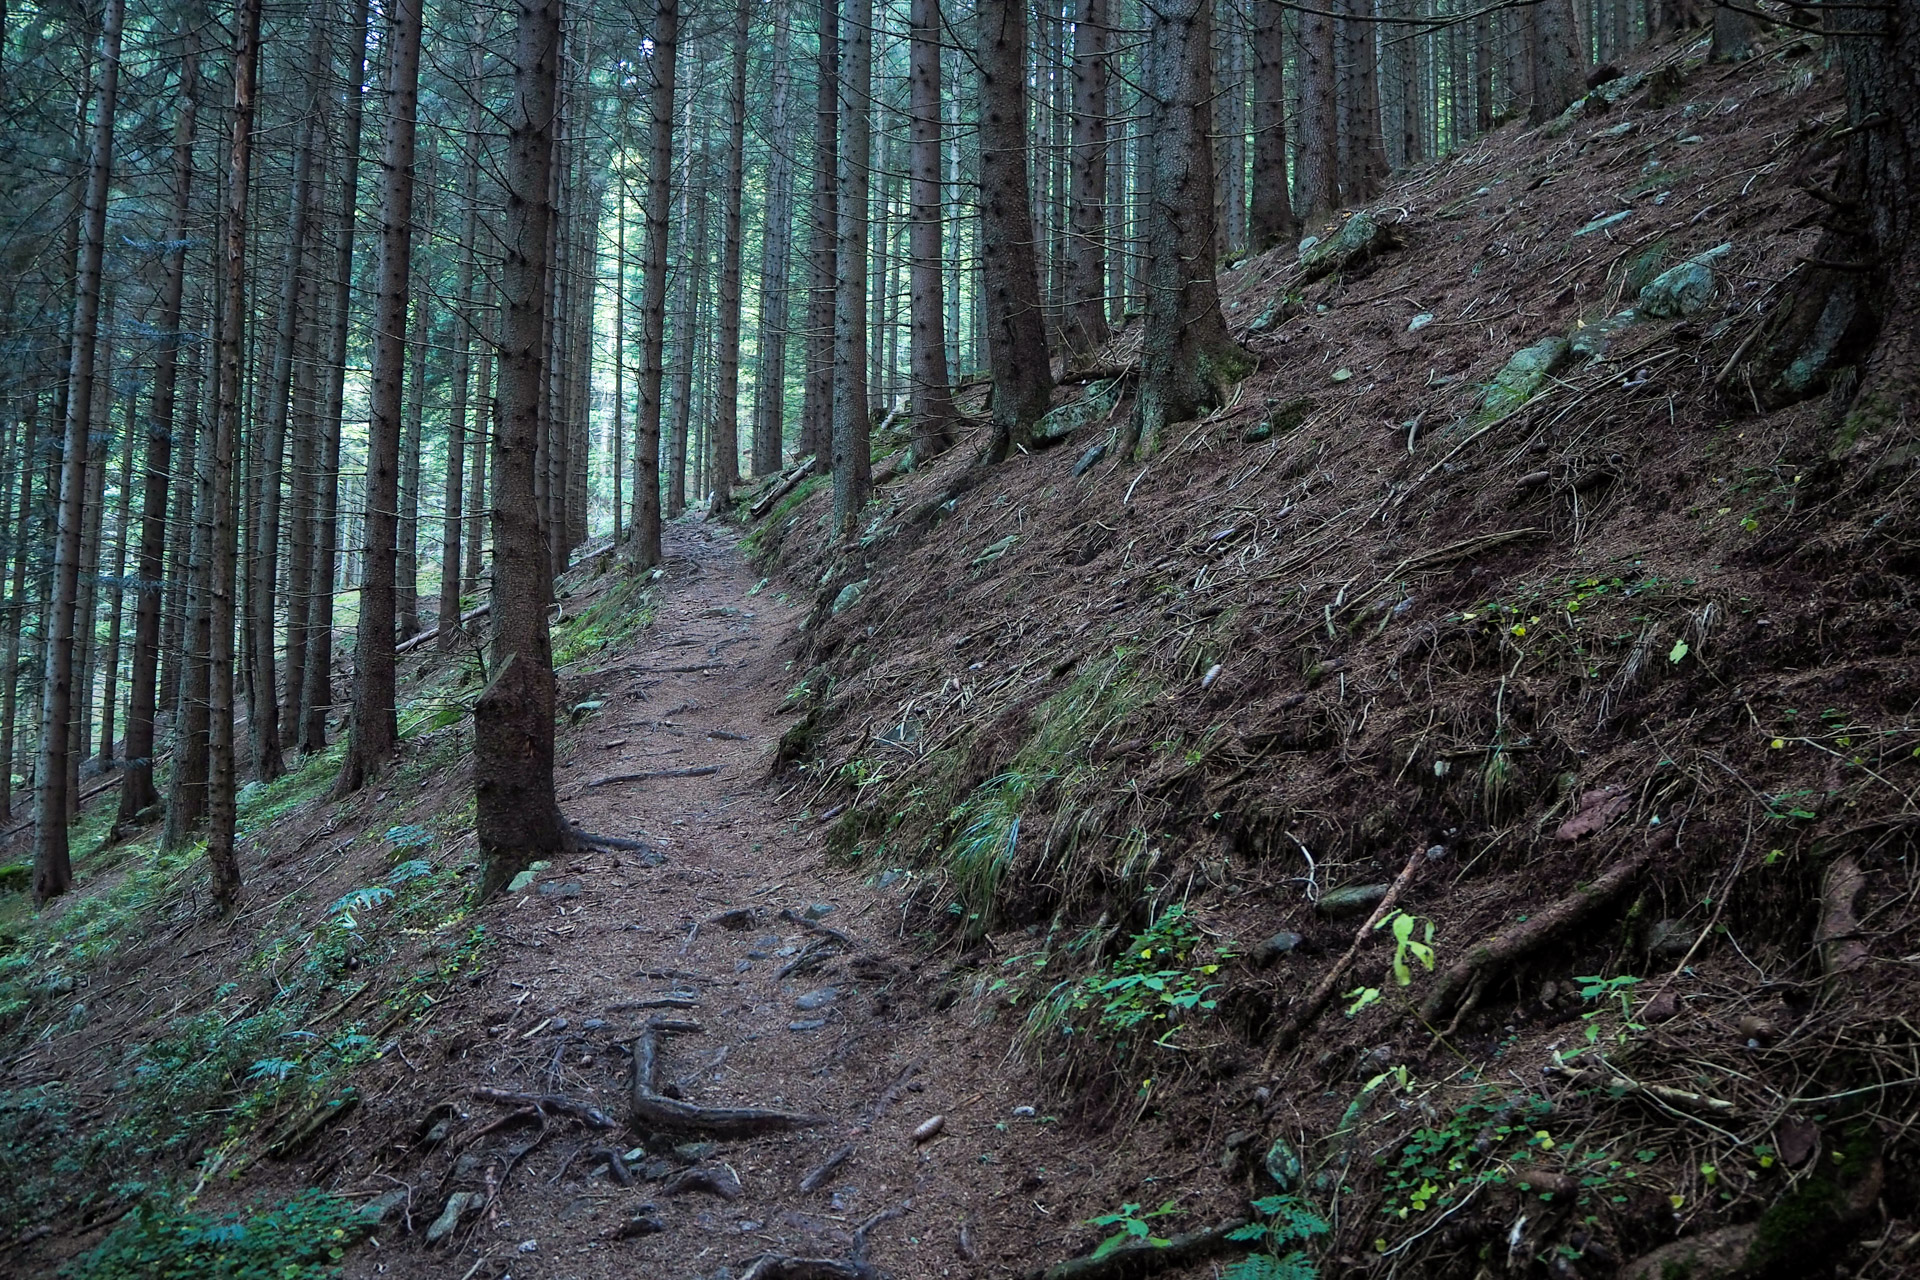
<box><xmin>469</xmin><ymin>1088</ymin><xmax>618</xmax><ymax>1130</ymax></box>
<box><xmin>1418</xmin><ymin>851</ymin><xmax>1651</xmax><ymax>1022</ymax></box>
<box><xmin>799</xmin><ymin>1143</ymin><xmax>854</xmax><ymax>1192</ymax></box>
<box><xmin>608</xmin><ymin>995</ymin><xmax>701</xmax><ymax>1011</ymax></box>
<box><xmin>400</xmin><ymin>601</ymin><xmax>490</xmax><ymax>654</ymax></box>
<box><xmin>569</xmin><ymin>829</ymin><xmax>659</xmax><ymax>853</ymax></box>
<box><xmin>587</xmin><ymin>765</ymin><xmax>721</xmax><ymax>788</ymax></box>
<box><xmin>749</xmin><ymin>456</ymin><xmax>819</xmax><ymax>520</ymax></box>
<box><xmin>630</xmin><ymin>1024</ymin><xmax>827</xmax><ymax>1137</ymax></box>
<box><xmin>779</xmin><ymin>906</ymin><xmax>856</xmax><ymax>948</ymax></box>
<box><xmin>1029</xmin><ymin>1219</ymin><xmax>1252</xmax><ymax>1280</ymax></box>
<box><xmin>1262</xmin><ymin>843</ymin><xmax>1426</xmax><ymax>1071</ymax></box>
<box><xmin>1544</xmin><ymin>1063</ymin><xmax>1736</xmax><ymax>1115</ymax></box>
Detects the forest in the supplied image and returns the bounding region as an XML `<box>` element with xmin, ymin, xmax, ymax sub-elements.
<box><xmin>1</xmin><ymin>0</ymin><xmax>1917</xmax><ymax>1272</ymax></box>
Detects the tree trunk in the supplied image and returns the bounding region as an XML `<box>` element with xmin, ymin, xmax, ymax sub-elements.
<box><xmin>630</xmin><ymin>0</ymin><xmax>676</xmax><ymax>568</ymax></box>
<box><xmin>440</xmin><ymin>42</ymin><xmax>484</xmax><ymax>650</ymax></box>
<box><xmin>1295</xmin><ymin>0</ymin><xmax>1339</xmax><ymax>221</ymax></box>
<box><xmin>118</xmin><ymin>15</ymin><xmax>200</xmax><ymax>824</ymax></box>
<box><xmin>397</xmin><ymin>294</ymin><xmax>427</xmax><ymax>641</ymax></box>
<box><xmin>1710</xmin><ymin>3</ymin><xmax>1752</xmax><ymax>61</ymax></box>
<box><xmin>667</xmin><ymin>147</ymin><xmax>706</xmax><ymax>517</ymax></box>
<box><xmin>1340</xmin><ymin>0</ymin><xmax>1388</xmax><ymax>201</ymax></box>
<box><xmin>206</xmin><ymin>0</ymin><xmax>266</xmax><ymax>907</ymax></box>
<box><xmin>98</xmin><ymin>393</ymin><xmax>136</xmax><ymax>766</ymax></box>
<box><xmin>1215</xmin><ymin>0</ymin><xmax>1247</xmax><ymax>258</ymax></box>
<box><xmin>2</xmin><ymin>404</ymin><xmax>38</xmax><ymax>822</ymax></box>
<box><xmin>752</xmin><ymin>0</ymin><xmax>798</xmax><ymax>476</ymax></box>
<box><xmin>712</xmin><ymin>0</ymin><xmax>750</xmax><ymax>497</ymax></box>
<box><xmin>908</xmin><ymin>0</ymin><xmax>960</xmax><ymax>463</ymax></box>
<box><xmin>977</xmin><ymin>0</ymin><xmax>1056</xmax><ymax>461</ymax></box>
<box><xmin>33</xmin><ymin>0</ymin><xmax>123</xmax><ymax>904</ymax></box>
<box><xmin>1529</xmin><ymin>0</ymin><xmax>1586</xmax><ymax>122</ymax></box>
<box><xmin>164</xmin><ymin>273</ymin><xmax>218</xmax><ymax>849</ymax></box>
<box><xmin>282</xmin><ymin>209</ymin><xmax>322</xmax><ymax>747</ymax></box>
<box><xmin>830</xmin><ymin>0</ymin><xmax>874</xmax><ymax>533</ymax></box>
<box><xmin>1248</xmin><ymin>0</ymin><xmax>1298</xmax><ymax>250</ymax></box>
<box><xmin>467</xmin><ymin>300</ymin><xmax>491</xmax><ymax>592</ymax></box>
<box><xmin>1123</xmin><ymin>0</ymin><xmax>1246</xmax><ymax>460</ymax></box>
<box><xmin>302</xmin><ymin>0</ymin><xmax>371</xmax><ymax>755</ymax></box>
<box><xmin>245</xmin><ymin>3</ymin><xmax>328</xmax><ymax>784</ymax></box>
<box><xmin>477</xmin><ymin>0</ymin><xmax>574</xmax><ymax>899</ymax></box>
<box><xmin>1063</xmin><ymin>0</ymin><xmax>1111</xmax><ymax>361</ymax></box>
<box><xmin>800</xmin><ymin>0</ymin><xmax>839</xmax><ymax>466</ymax></box>
<box><xmin>335</xmin><ymin>0</ymin><xmax>423</xmax><ymax>795</ymax></box>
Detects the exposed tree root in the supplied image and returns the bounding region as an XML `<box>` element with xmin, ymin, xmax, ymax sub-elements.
<box><xmin>1817</xmin><ymin>853</ymin><xmax>1870</xmax><ymax>976</ymax></box>
<box><xmin>630</xmin><ymin>1023</ymin><xmax>827</xmax><ymax>1136</ymax></box>
<box><xmin>662</xmin><ymin>1164</ymin><xmax>743</xmax><ymax>1200</ymax></box>
<box><xmin>1418</xmin><ymin>851</ymin><xmax>1651</xmax><ymax>1023</ymax></box>
<box><xmin>739</xmin><ymin>1258</ymin><xmax>881</xmax><ymax>1280</ymax></box>
<box><xmin>799</xmin><ymin>1143</ymin><xmax>854</xmax><ymax>1191</ymax></box>
<box><xmin>469</xmin><ymin>1088</ymin><xmax>618</xmax><ymax>1130</ymax></box>
<box><xmin>1027</xmin><ymin>1219</ymin><xmax>1251</xmax><ymax>1280</ymax></box>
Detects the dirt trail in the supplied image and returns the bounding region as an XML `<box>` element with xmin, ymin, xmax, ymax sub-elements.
<box><xmin>356</xmin><ymin>524</ymin><xmax>1096</xmax><ymax>1280</ymax></box>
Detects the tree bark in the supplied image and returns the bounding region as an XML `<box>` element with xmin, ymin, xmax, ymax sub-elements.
<box><xmin>440</xmin><ymin>41</ymin><xmax>484</xmax><ymax>650</ymax></box>
<box><xmin>206</xmin><ymin>0</ymin><xmax>266</xmax><ymax>907</ymax></box>
<box><xmin>908</xmin><ymin>0</ymin><xmax>960</xmax><ymax>463</ymax></box>
<box><xmin>667</xmin><ymin>143</ymin><xmax>706</xmax><ymax>517</ymax></box>
<box><xmin>800</xmin><ymin>0</ymin><xmax>840</xmax><ymax>465</ymax></box>
<box><xmin>1</xmin><ymin>404</ymin><xmax>37</xmax><ymax>822</ymax></box>
<box><xmin>830</xmin><ymin>0</ymin><xmax>874</xmax><ymax>533</ymax></box>
<box><xmin>1063</xmin><ymin>0</ymin><xmax>1111</xmax><ymax>361</ymax></box>
<box><xmin>302</xmin><ymin>0</ymin><xmax>371</xmax><ymax>756</ymax></box>
<box><xmin>752</xmin><ymin>0</ymin><xmax>798</xmax><ymax>477</ymax></box>
<box><xmin>33</xmin><ymin>0</ymin><xmax>123</xmax><ymax>903</ymax></box>
<box><xmin>1123</xmin><ymin>0</ymin><xmax>1246</xmax><ymax>460</ymax></box>
<box><xmin>335</xmin><ymin>0</ymin><xmax>423</xmax><ymax>795</ymax></box>
<box><xmin>712</xmin><ymin>0</ymin><xmax>750</xmax><ymax>497</ymax></box>
<box><xmin>1295</xmin><ymin>0</ymin><xmax>1340</xmax><ymax>221</ymax></box>
<box><xmin>1248</xmin><ymin>0</ymin><xmax>1298</xmax><ymax>251</ymax></box>
<box><xmin>397</xmin><ymin>292</ymin><xmax>427</xmax><ymax>641</ymax></box>
<box><xmin>977</xmin><ymin>0</ymin><xmax>1056</xmax><ymax>461</ymax></box>
<box><xmin>477</xmin><ymin>0</ymin><xmax>574</xmax><ymax>899</ymax></box>
<box><xmin>1215</xmin><ymin>0</ymin><xmax>1247</xmax><ymax>258</ymax></box>
<box><xmin>630</xmin><ymin>0</ymin><xmax>676</xmax><ymax>568</ymax></box>
<box><xmin>1529</xmin><ymin>0</ymin><xmax>1586</xmax><ymax>122</ymax></box>
<box><xmin>1339</xmin><ymin>0</ymin><xmax>1388</xmax><ymax>202</ymax></box>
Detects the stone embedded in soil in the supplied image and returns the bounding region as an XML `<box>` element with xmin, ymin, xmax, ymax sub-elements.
<box><xmin>1647</xmin><ymin>917</ymin><xmax>1697</xmax><ymax>958</ymax></box>
<box><xmin>1252</xmin><ymin>932</ymin><xmax>1305</xmax><ymax>965</ymax></box>
<box><xmin>803</xmin><ymin>902</ymin><xmax>836</xmax><ymax>920</ymax></box>
<box><xmin>790</xmin><ymin>1018</ymin><xmax>828</xmax><ymax>1031</ymax></box>
<box><xmin>426</xmin><ymin>1191</ymin><xmax>482</xmax><ymax>1244</ymax></box>
<box><xmin>1265</xmin><ymin>1137</ymin><xmax>1303</xmax><ymax>1190</ymax></box>
<box><xmin>1316</xmin><ymin>884</ymin><xmax>1390</xmax><ymax>917</ymax></box>
<box><xmin>1483</xmin><ymin>336</ymin><xmax>1572</xmax><ymax>414</ymax></box>
<box><xmin>794</xmin><ymin>987</ymin><xmax>838</xmax><ymax>1010</ymax></box>
<box><xmin>1636</xmin><ymin>243</ymin><xmax>1731</xmax><ymax>319</ymax></box>
<box><xmin>830</xmin><ymin>579</ymin><xmax>870</xmax><ymax>616</ymax></box>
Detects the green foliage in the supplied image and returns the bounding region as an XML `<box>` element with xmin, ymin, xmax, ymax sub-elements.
<box><xmin>551</xmin><ymin>573</ymin><xmax>657</xmax><ymax>667</ymax></box>
<box><xmin>1376</xmin><ymin>910</ymin><xmax>1436</xmax><ymax>986</ymax></box>
<box><xmin>944</xmin><ymin>770</ymin><xmax>1044</xmax><ymax>938</ymax></box>
<box><xmin>1378</xmin><ymin>1088</ymin><xmax>1556</xmax><ymax>1220</ymax></box>
<box><xmin>1026</xmin><ymin>905</ymin><xmax>1227</xmax><ymax>1054</ymax></box>
<box><xmin>1085</xmin><ymin>1200</ymin><xmax>1178</xmax><ymax>1258</ymax></box>
<box><xmin>65</xmin><ymin>1189</ymin><xmax>370</xmax><ymax>1280</ymax></box>
<box><xmin>1222</xmin><ymin>1193</ymin><xmax>1330</xmax><ymax>1280</ymax></box>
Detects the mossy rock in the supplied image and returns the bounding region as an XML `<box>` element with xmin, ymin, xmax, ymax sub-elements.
<box><xmin>1637</xmin><ymin>243</ymin><xmax>1731</xmax><ymax>319</ymax></box>
<box><xmin>1299</xmin><ymin>209</ymin><xmax>1399</xmax><ymax>282</ymax></box>
<box><xmin>0</xmin><ymin>864</ymin><xmax>27</xmax><ymax>895</ymax></box>
<box><xmin>1483</xmin><ymin>337</ymin><xmax>1572</xmax><ymax>414</ymax></box>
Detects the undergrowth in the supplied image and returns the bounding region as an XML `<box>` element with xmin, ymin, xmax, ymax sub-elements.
<box><xmin>64</xmin><ymin>1187</ymin><xmax>373</xmax><ymax>1280</ymax></box>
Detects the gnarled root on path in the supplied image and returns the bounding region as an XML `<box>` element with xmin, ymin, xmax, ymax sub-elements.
<box><xmin>630</xmin><ymin>1022</ymin><xmax>827</xmax><ymax>1136</ymax></box>
<box><xmin>1418</xmin><ymin>851</ymin><xmax>1651</xmax><ymax>1023</ymax></box>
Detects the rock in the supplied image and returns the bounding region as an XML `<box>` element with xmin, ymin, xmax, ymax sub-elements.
<box><xmin>1249</xmin><ymin>296</ymin><xmax>1304</xmax><ymax>334</ymax></box>
<box><xmin>1407</xmin><ymin>311</ymin><xmax>1434</xmax><ymax>332</ymax></box>
<box><xmin>426</xmin><ymin>1191</ymin><xmax>482</xmax><ymax>1245</ymax></box>
<box><xmin>1574</xmin><ymin>210</ymin><xmax>1632</xmax><ymax>237</ymax></box>
<box><xmin>1251</xmin><ymin>932</ymin><xmax>1305</xmax><ymax>966</ymax></box>
<box><xmin>1242</xmin><ymin>422</ymin><xmax>1272</xmax><ymax>443</ymax></box>
<box><xmin>0</xmin><ymin>863</ymin><xmax>28</xmax><ymax>894</ymax></box>
<box><xmin>1073</xmin><ymin>442</ymin><xmax>1107</xmax><ymax>476</ymax></box>
<box><xmin>1483</xmin><ymin>336</ymin><xmax>1572</xmax><ymax>414</ymax></box>
<box><xmin>1647</xmin><ymin>918</ymin><xmax>1696</xmax><ymax>959</ymax></box>
<box><xmin>507</xmin><ymin>869</ymin><xmax>538</xmax><ymax>893</ymax></box>
<box><xmin>1424</xmin><ymin>844</ymin><xmax>1449</xmax><ymax>862</ymax></box>
<box><xmin>674</xmin><ymin>1142</ymin><xmax>719</xmax><ymax>1162</ymax></box>
<box><xmin>1636</xmin><ymin>243</ymin><xmax>1731</xmax><ymax>319</ymax></box>
<box><xmin>1265</xmin><ymin>1137</ymin><xmax>1302</xmax><ymax>1191</ymax></box>
<box><xmin>971</xmin><ymin>535</ymin><xmax>1017</xmax><ymax>567</ymax></box>
<box><xmin>794</xmin><ymin>987</ymin><xmax>838</xmax><ymax>1011</ymax></box>
<box><xmin>1300</xmin><ymin>209</ymin><xmax>1397</xmax><ymax>282</ymax></box>
<box><xmin>1316</xmin><ymin>884</ymin><xmax>1390</xmax><ymax>918</ymax></box>
<box><xmin>581</xmin><ymin>1018</ymin><xmax>608</xmax><ymax>1030</ymax></box>
<box><xmin>1035</xmin><ymin>376</ymin><xmax>1122</xmax><ymax>444</ymax></box>
<box><xmin>804</xmin><ymin>901</ymin><xmax>837</xmax><ymax>919</ymax></box>
<box><xmin>358</xmin><ymin>1190</ymin><xmax>410</xmax><ymax>1226</ymax></box>
<box><xmin>537</xmin><ymin>880</ymin><xmax>583</xmax><ymax>898</ymax></box>
<box><xmin>1570</xmin><ymin>309</ymin><xmax>1639</xmax><ymax>360</ymax></box>
<box><xmin>789</xmin><ymin>1018</ymin><xmax>828</xmax><ymax>1032</ymax></box>
<box><xmin>829</xmin><ymin>579</ymin><xmax>870</xmax><ymax>616</ymax></box>
<box><xmin>616</xmin><ymin>1208</ymin><xmax>668</xmax><ymax>1238</ymax></box>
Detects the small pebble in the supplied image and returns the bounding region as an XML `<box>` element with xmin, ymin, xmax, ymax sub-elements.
<box><xmin>581</xmin><ymin>1018</ymin><xmax>608</xmax><ymax>1031</ymax></box>
<box><xmin>789</xmin><ymin>1018</ymin><xmax>828</xmax><ymax>1032</ymax></box>
<box><xmin>804</xmin><ymin>902</ymin><xmax>837</xmax><ymax>920</ymax></box>
<box><xmin>1011</xmin><ymin>1105</ymin><xmax>1036</xmax><ymax>1118</ymax></box>
<box><xmin>794</xmin><ymin>987</ymin><xmax>838</xmax><ymax>1011</ymax></box>
<box><xmin>735</xmin><ymin>960</ymin><xmax>753</xmax><ymax>973</ymax></box>
<box><xmin>550</xmin><ymin>1017</ymin><xmax>569</xmax><ymax>1031</ymax></box>
<box><xmin>517</xmin><ymin>1240</ymin><xmax>538</xmax><ymax>1253</ymax></box>
<box><xmin>1424</xmin><ymin>843</ymin><xmax>1448</xmax><ymax>862</ymax></box>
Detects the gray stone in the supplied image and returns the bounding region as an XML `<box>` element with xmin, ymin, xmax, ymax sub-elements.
<box><xmin>1265</xmin><ymin>1137</ymin><xmax>1302</xmax><ymax>1191</ymax></box>
<box><xmin>1300</xmin><ymin>209</ymin><xmax>1396</xmax><ymax>282</ymax></box>
<box><xmin>1648</xmin><ymin>917</ymin><xmax>1698</xmax><ymax>958</ymax></box>
<box><xmin>1250</xmin><ymin>297</ymin><xmax>1304</xmax><ymax>334</ymax></box>
<box><xmin>1407</xmin><ymin>312</ymin><xmax>1434</xmax><ymax>332</ymax></box>
<box><xmin>789</xmin><ymin>1018</ymin><xmax>828</xmax><ymax>1032</ymax></box>
<box><xmin>1570</xmin><ymin>309</ymin><xmax>1639</xmax><ymax>361</ymax></box>
<box><xmin>1316</xmin><ymin>884</ymin><xmax>1390</xmax><ymax>918</ymax></box>
<box><xmin>358</xmin><ymin>1190</ymin><xmax>409</xmax><ymax>1226</ymax></box>
<box><xmin>804</xmin><ymin>902</ymin><xmax>836</xmax><ymax>919</ymax></box>
<box><xmin>1483</xmin><ymin>336</ymin><xmax>1572</xmax><ymax>414</ymax></box>
<box><xmin>1574</xmin><ymin>210</ymin><xmax>1632</xmax><ymax>237</ymax></box>
<box><xmin>1252</xmin><ymin>931</ymin><xmax>1305</xmax><ymax>966</ymax></box>
<box><xmin>426</xmin><ymin>1192</ymin><xmax>481</xmax><ymax>1245</ymax></box>
<box><xmin>1073</xmin><ymin>442</ymin><xmax>1108</xmax><ymax>476</ymax></box>
<box><xmin>830</xmin><ymin>579</ymin><xmax>870</xmax><ymax>616</ymax></box>
<box><xmin>1637</xmin><ymin>244</ymin><xmax>1731</xmax><ymax>319</ymax></box>
<box><xmin>537</xmin><ymin>880</ymin><xmax>583</xmax><ymax>898</ymax></box>
<box><xmin>794</xmin><ymin>987</ymin><xmax>838</xmax><ymax>1011</ymax></box>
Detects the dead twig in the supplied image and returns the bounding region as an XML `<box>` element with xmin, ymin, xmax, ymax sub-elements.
<box><xmin>587</xmin><ymin>765</ymin><xmax>721</xmax><ymax>787</ymax></box>
<box><xmin>799</xmin><ymin>1143</ymin><xmax>855</xmax><ymax>1192</ymax></box>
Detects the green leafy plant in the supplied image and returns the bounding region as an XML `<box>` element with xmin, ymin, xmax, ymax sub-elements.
<box><xmin>1028</xmin><ymin>905</ymin><xmax>1227</xmax><ymax>1051</ymax></box>
<box><xmin>1575</xmin><ymin>973</ymin><xmax>1647</xmax><ymax>1044</ymax></box>
<box><xmin>1085</xmin><ymin>1200</ymin><xmax>1178</xmax><ymax>1258</ymax></box>
<box><xmin>1376</xmin><ymin>910</ymin><xmax>1436</xmax><ymax>986</ymax></box>
<box><xmin>64</xmin><ymin>1188</ymin><xmax>372</xmax><ymax>1280</ymax></box>
<box><xmin>1379</xmin><ymin>1089</ymin><xmax>1556</xmax><ymax>1220</ymax></box>
<box><xmin>1223</xmin><ymin>1194</ymin><xmax>1330</xmax><ymax>1279</ymax></box>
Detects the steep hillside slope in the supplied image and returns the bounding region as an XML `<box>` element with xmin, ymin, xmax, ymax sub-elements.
<box><xmin>756</xmin><ymin>30</ymin><xmax>1918</xmax><ymax>1278</ymax></box>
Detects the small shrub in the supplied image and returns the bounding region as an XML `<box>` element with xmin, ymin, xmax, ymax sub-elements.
<box><xmin>65</xmin><ymin>1188</ymin><xmax>371</xmax><ymax>1280</ymax></box>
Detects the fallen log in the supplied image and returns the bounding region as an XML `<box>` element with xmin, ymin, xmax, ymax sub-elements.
<box><xmin>749</xmin><ymin>456</ymin><xmax>819</xmax><ymax>520</ymax></box>
<box><xmin>399</xmin><ymin>601</ymin><xmax>490</xmax><ymax>655</ymax></box>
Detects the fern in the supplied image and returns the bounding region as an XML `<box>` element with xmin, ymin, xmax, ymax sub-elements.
<box><xmin>1222</xmin><ymin>1251</ymin><xmax>1317</xmax><ymax>1280</ymax></box>
<box><xmin>1225</xmin><ymin>1193</ymin><xmax>1329</xmax><ymax>1280</ymax></box>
